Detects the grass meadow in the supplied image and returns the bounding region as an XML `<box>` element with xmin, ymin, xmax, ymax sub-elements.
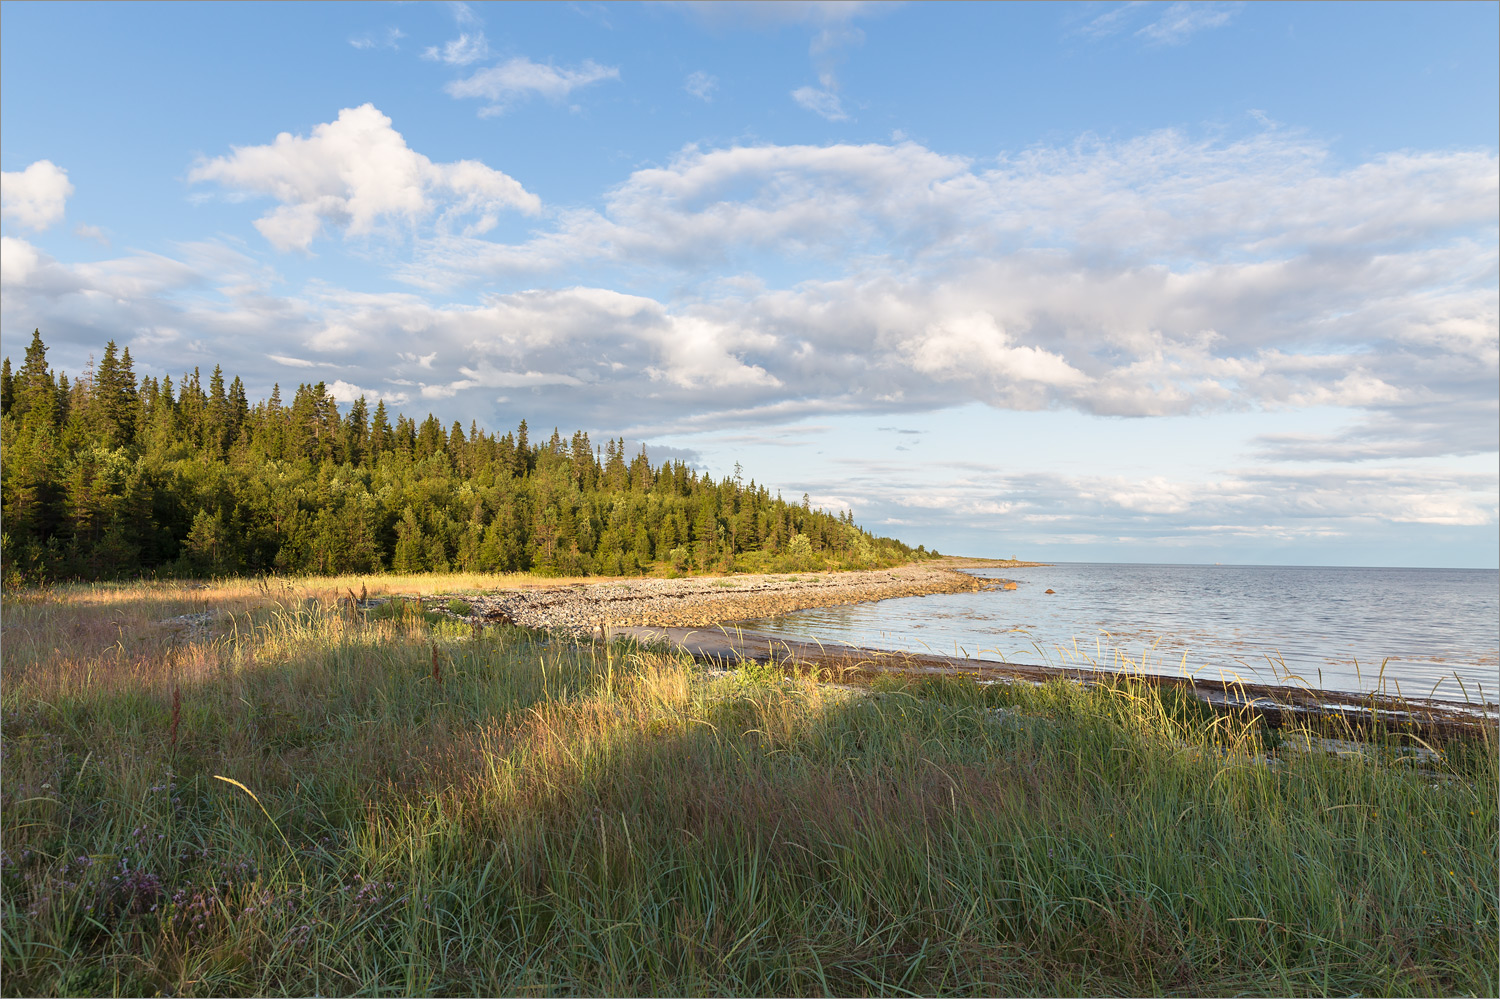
<box><xmin>1</xmin><ymin>576</ymin><xmax>1496</xmax><ymax>996</ymax></box>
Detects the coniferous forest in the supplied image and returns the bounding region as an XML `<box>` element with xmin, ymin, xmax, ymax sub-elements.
<box><xmin>0</xmin><ymin>331</ymin><xmax>928</xmax><ymax>584</ymax></box>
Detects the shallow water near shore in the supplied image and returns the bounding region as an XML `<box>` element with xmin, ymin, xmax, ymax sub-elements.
<box><xmin>735</xmin><ymin>562</ymin><xmax>1500</xmax><ymax>703</ymax></box>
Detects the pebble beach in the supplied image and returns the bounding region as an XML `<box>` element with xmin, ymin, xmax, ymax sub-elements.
<box><xmin>424</xmin><ymin>558</ymin><xmax>1035</xmax><ymax>636</ymax></box>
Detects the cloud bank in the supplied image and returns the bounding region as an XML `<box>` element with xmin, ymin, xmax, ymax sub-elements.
<box><xmin>5</xmin><ymin>114</ymin><xmax>1495</xmax><ymax>547</ymax></box>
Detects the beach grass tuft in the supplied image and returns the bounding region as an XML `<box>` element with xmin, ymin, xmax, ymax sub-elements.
<box><xmin>2</xmin><ymin>578</ymin><xmax>1495</xmax><ymax>996</ymax></box>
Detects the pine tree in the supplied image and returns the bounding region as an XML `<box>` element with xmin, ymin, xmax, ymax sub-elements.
<box><xmin>516</xmin><ymin>419</ymin><xmax>531</xmax><ymax>473</ymax></box>
<box><xmin>495</xmin><ymin>432</ymin><xmax>517</xmax><ymax>478</ymax></box>
<box><xmin>1</xmin><ymin>356</ymin><xmax>14</xmax><ymax>416</ymax></box>
<box><xmin>415</xmin><ymin>415</ymin><xmax>445</xmax><ymax>460</ymax></box>
<box><xmin>178</xmin><ymin>368</ymin><xmax>205</xmax><ymax>447</ymax></box>
<box><xmin>570</xmin><ymin>430</ymin><xmax>594</xmax><ymax>487</ymax></box>
<box><xmin>146</xmin><ymin>374</ymin><xmax>178</xmax><ymax>451</ymax></box>
<box><xmin>392</xmin><ymin>508</ymin><xmax>427</xmax><ymax>573</ymax></box>
<box><xmin>13</xmin><ymin>329</ymin><xmax>58</xmax><ymax>427</ymax></box>
<box><xmin>92</xmin><ymin>340</ymin><xmax>136</xmax><ymax>447</ymax></box>
<box><xmin>604</xmin><ymin>437</ymin><xmax>627</xmax><ymax>490</ymax></box>
<box><xmin>55</xmin><ymin>372</ymin><xmax>73</xmax><ymax>429</ymax></box>
<box><xmin>119</xmin><ymin>346</ymin><xmax>139</xmax><ymax>441</ymax></box>
<box><xmin>343</xmin><ymin>396</ymin><xmax>369</xmax><ymax>466</ymax></box>
<box><xmin>394</xmin><ymin>415</ymin><xmax>417</xmax><ymax>457</ymax></box>
<box><xmin>316</xmin><ymin>385</ymin><xmax>342</xmax><ymax>461</ymax></box>
<box><xmin>287</xmin><ymin>383</ymin><xmax>320</xmax><ymax>462</ymax></box>
<box><xmin>630</xmin><ymin>445</ymin><xmax>652</xmax><ymax>491</ymax></box>
<box><xmin>370</xmin><ymin>400</ymin><xmax>393</xmax><ymax>461</ymax></box>
<box><xmin>254</xmin><ymin>382</ymin><xmax>283</xmax><ymax>459</ymax></box>
<box><xmin>226</xmin><ymin>376</ymin><xmax>249</xmax><ymax>451</ymax></box>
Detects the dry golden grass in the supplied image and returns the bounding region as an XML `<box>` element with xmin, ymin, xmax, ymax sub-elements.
<box><xmin>2</xmin><ymin>572</ymin><xmax>604</xmax><ymax>678</ymax></box>
<box><xmin>46</xmin><ymin>570</ymin><xmax>606</xmax><ymax>609</ymax></box>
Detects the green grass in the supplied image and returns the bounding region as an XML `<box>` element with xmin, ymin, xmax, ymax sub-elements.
<box><xmin>1</xmin><ymin>585</ymin><xmax>1495</xmax><ymax>996</ymax></box>
<box><xmin>366</xmin><ymin>596</ymin><xmax>446</xmax><ymax>626</ymax></box>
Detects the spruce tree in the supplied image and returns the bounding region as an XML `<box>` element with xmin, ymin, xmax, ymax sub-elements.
<box><xmin>287</xmin><ymin>383</ymin><xmax>320</xmax><ymax>462</ymax></box>
<box><xmin>226</xmin><ymin>376</ymin><xmax>248</xmax><ymax>443</ymax></box>
<box><xmin>446</xmin><ymin>420</ymin><xmax>468</xmax><ymax>475</ymax></box>
<box><xmin>55</xmin><ymin>372</ymin><xmax>73</xmax><ymax>430</ymax></box>
<box><xmin>148</xmin><ymin>374</ymin><xmax>178</xmax><ymax>449</ymax></box>
<box><xmin>92</xmin><ymin>340</ymin><xmax>137</xmax><ymax>447</ymax></box>
<box><xmin>119</xmin><ymin>346</ymin><xmax>140</xmax><ymax>442</ymax></box>
<box><xmin>495</xmin><ymin>432</ymin><xmax>517</xmax><ymax>478</ymax></box>
<box><xmin>394</xmin><ymin>414</ymin><xmax>416</xmax><ymax>457</ymax></box>
<box><xmin>14</xmin><ymin>329</ymin><xmax>58</xmax><ymax>427</ymax></box>
<box><xmin>569</xmin><ymin>430</ymin><xmax>594</xmax><ymax>487</ymax></box>
<box><xmin>370</xmin><ymin>400</ymin><xmax>393</xmax><ymax>460</ymax></box>
<box><xmin>202</xmin><ymin>365</ymin><xmax>231</xmax><ymax>455</ymax></box>
<box><xmin>316</xmin><ymin>383</ymin><xmax>341</xmax><ymax>460</ymax></box>
<box><xmin>415</xmin><ymin>415</ymin><xmax>445</xmax><ymax>460</ymax></box>
<box><xmin>343</xmin><ymin>396</ymin><xmax>369</xmax><ymax>466</ymax></box>
<box><xmin>178</xmin><ymin>368</ymin><xmax>204</xmax><ymax>446</ymax></box>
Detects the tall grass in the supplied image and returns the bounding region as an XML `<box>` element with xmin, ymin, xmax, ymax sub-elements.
<box><xmin>1</xmin><ymin>583</ymin><xmax>1495</xmax><ymax>996</ymax></box>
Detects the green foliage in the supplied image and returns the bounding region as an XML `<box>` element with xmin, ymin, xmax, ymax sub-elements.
<box><xmin>1</xmin><ymin>331</ymin><xmax>922</xmax><ymax>582</ymax></box>
<box><xmin>782</xmin><ymin>531</ymin><xmax>815</xmax><ymax>569</ymax></box>
<box><xmin>735</xmin><ymin>657</ymin><xmax>786</xmax><ymax>687</ymax></box>
<box><xmin>367</xmin><ymin>596</ymin><xmax>444</xmax><ymax>626</ymax></box>
<box><xmin>180</xmin><ymin>508</ymin><xmax>236</xmax><ymax>577</ymax></box>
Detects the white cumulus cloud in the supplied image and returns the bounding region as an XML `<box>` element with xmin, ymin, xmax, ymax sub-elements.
<box><xmin>1</xmin><ymin>160</ymin><xmax>74</xmax><ymax>231</ymax></box>
<box><xmin>0</xmin><ymin>236</ymin><xmax>44</xmax><ymax>287</ymax></box>
<box><xmin>188</xmin><ymin>104</ymin><xmax>540</xmax><ymax>251</ymax></box>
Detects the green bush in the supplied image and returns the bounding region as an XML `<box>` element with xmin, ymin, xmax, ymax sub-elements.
<box><xmin>367</xmin><ymin>596</ymin><xmax>444</xmax><ymax>625</ymax></box>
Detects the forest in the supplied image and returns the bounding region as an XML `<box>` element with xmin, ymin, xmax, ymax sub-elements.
<box><xmin>0</xmin><ymin>331</ymin><xmax>929</xmax><ymax>584</ymax></box>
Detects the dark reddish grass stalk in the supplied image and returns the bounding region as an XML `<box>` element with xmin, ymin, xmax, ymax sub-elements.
<box><xmin>169</xmin><ymin>684</ymin><xmax>181</xmax><ymax>752</ymax></box>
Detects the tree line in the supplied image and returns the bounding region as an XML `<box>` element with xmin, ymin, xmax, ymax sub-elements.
<box><xmin>0</xmin><ymin>330</ymin><xmax>933</xmax><ymax>583</ymax></box>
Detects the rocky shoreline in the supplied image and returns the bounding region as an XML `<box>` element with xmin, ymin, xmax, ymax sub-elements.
<box><xmin>389</xmin><ymin>557</ymin><xmax>1494</xmax><ymax>738</ymax></box>
<box><xmin>420</xmin><ymin>558</ymin><xmax>1026</xmax><ymax>635</ymax></box>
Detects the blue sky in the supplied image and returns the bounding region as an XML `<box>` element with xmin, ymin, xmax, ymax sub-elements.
<box><xmin>3</xmin><ymin>1</ymin><xmax>1496</xmax><ymax>566</ymax></box>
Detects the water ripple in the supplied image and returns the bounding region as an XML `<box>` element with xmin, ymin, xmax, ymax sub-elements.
<box><xmin>735</xmin><ymin>563</ymin><xmax>1499</xmax><ymax>702</ymax></box>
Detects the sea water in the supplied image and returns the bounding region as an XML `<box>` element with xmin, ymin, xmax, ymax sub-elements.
<box><xmin>735</xmin><ymin>563</ymin><xmax>1500</xmax><ymax>703</ymax></box>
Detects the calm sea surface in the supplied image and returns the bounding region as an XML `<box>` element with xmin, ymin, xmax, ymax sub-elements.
<box><xmin>735</xmin><ymin>564</ymin><xmax>1500</xmax><ymax>703</ymax></box>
